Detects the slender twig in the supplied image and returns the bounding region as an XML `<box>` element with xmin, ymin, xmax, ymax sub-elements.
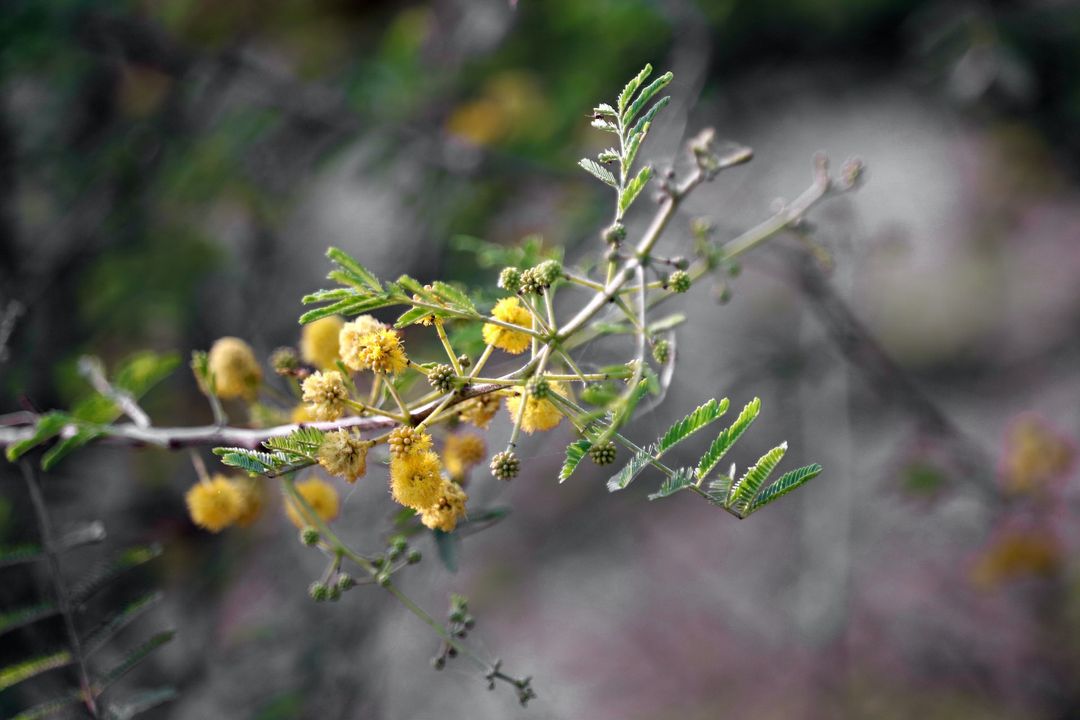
<box><xmin>78</xmin><ymin>356</ymin><xmax>151</xmax><ymax>429</ymax></box>
<box><xmin>22</xmin><ymin>462</ymin><xmax>98</xmax><ymax>717</ymax></box>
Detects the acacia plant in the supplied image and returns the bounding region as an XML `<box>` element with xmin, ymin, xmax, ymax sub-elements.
<box><xmin>1</xmin><ymin>64</ymin><xmax>863</xmax><ymax>712</ymax></box>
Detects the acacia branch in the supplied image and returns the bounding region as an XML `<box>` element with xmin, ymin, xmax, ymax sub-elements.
<box><xmin>0</xmin><ymin>383</ymin><xmax>501</xmax><ymax>451</ymax></box>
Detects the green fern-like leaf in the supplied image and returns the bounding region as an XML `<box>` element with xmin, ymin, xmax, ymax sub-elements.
<box><xmin>747</xmin><ymin>463</ymin><xmax>823</xmax><ymax>514</ymax></box>
<box><xmin>213</xmin><ymin>447</ymin><xmax>286</xmax><ymax>475</ymax></box>
<box><xmin>579</xmin><ymin>158</ymin><xmax>618</xmax><ymax>188</ymax></box>
<box><xmin>606</xmin><ymin>444</ymin><xmax>656</xmax><ymax>491</ymax></box>
<box><xmin>728</xmin><ymin>443</ymin><xmax>788</xmax><ymax>512</ymax></box>
<box><xmin>622</xmin><ymin>71</ymin><xmax>673</xmax><ymax>126</ymax></box>
<box><xmin>429</xmin><ymin>281</ymin><xmax>477</xmax><ymax>314</ymax></box>
<box><xmin>618</xmin><ymin>64</ymin><xmax>653</xmax><ymax>114</ymax></box>
<box><xmin>5</xmin><ymin>412</ymin><xmax>71</xmax><ymax>462</ymax></box>
<box><xmin>647</xmin><ymin>467</ymin><xmax>695</xmax><ymax>500</ymax></box>
<box><xmin>11</xmin><ymin>693</ymin><xmax>81</xmax><ymax>720</ymax></box>
<box><xmin>628</xmin><ymin>95</ymin><xmax>670</xmax><ymax>138</ymax></box>
<box><xmin>106</xmin><ymin>687</ymin><xmax>178</xmax><ymax>720</ymax></box>
<box><xmin>72</xmin><ymin>545</ymin><xmax>162</xmax><ymax>607</ymax></box>
<box><xmin>326</xmin><ymin>247</ymin><xmax>383</xmax><ymax>292</ymax></box>
<box><xmin>0</xmin><ymin>602</ymin><xmax>58</xmax><ymax>638</ymax></box>
<box><xmin>696</xmin><ymin>397</ymin><xmax>760</xmax><ymax>480</ymax></box>
<box><xmin>0</xmin><ymin>651</ymin><xmax>72</xmax><ymax>691</ymax></box>
<box><xmin>619</xmin><ymin>165</ymin><xmax>652</xmax><ymax>214</ymax></box>
<box><xmin>93</xmin><ymin>631</ymin><xmax>175</xmax><ymax>693</ymax></box>
<box><xmin>559</xmin><ymin>439</ymin><xmax>592</xmax><ymax>483</ymax></box>
<box><xmin>263</xmin><ymin>427</ymin><xmax>325</xmax><ymax>458</ymax></box>
<box><xmin>83</xmin><ymin>592</ymin><xmax>164</xmax><ymax>657</ymax></box>
<box><xmin>0</xmin><ymin>542</ymin><xmax>43</xmax><ymax>568</ymax></box>
<box><xmin>658</xmin><ymin>398</ymin><xmax>729</xmax><ymax>453</ymax></box>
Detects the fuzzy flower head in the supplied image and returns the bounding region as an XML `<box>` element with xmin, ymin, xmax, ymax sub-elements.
<box><xmin>482</xmin><ymin>297</ymin><xmax>533</xmax><ymax>355</ymax></box>
<box><xmin>443</xmin><ymin>432</ymin><xmax>486</xmax><ymax>478</ymax></box>
<box><xmin>207</xmin><ymin>337</ymin><xmax>262</xmax><ymax>400</ymax></box>
<box><xmin>340</xmin><ymin>325</ymin><xmax>409</xmax><ymax>375</ymax></box>
<box><xmin>505</xmin><ymin>381</ymin><xmax>566</xmax><ymax>433</ymax></box>
<box><xmin>301</xmin><ymin>370</ymin><xmax>350</xmax><ymax>421</ymax></box>
<box><xmin>285</xmin><ymin>477</ymin><xmax>341</xmax><ymax>528</ymax></box>
<box><xmin>388</xmin><ymin>425</ymin><xmax>433</xmax><ymax>459</ymax></box>
<box><xmin>300</xmin><ymin>316</ymin><xmax>344</xmax><ymax>369</ymax></box>
<box><xmin>186</xmin><ymin>475</ymin><xmax>243</xmax><ymax>532</ymax></box>
<box><xmin>317</xmin><ymin>430</ymin><xmax>369</xmax><ymax>483</ymax></box>
<box><xmin>230</xmin><ymin>478</ymin><xmax>264</xmax><ymax>528</ymax></box>
<box><xmin>457</xmin><ymin>393</ymin><xmax>503</xmax><ymax>429</ymax></box>
<box><xmin>389</xmin><ymin>451</ymin><xmax>444</xmax><ymax>510</ymax></box>
<box><xmin>291</xmin><ymin>403</ymin><xmax>317</xmax><ymax>424</ymax></box>
<box><xmin>420</xmin><ymin>480</ymin><xmax>468</xmax><ymax>533</ymax></box>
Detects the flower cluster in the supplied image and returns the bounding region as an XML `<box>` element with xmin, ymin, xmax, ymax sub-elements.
<box><xmin>185</xmin><ymin>474</ymin><xmax>264</xmax><ymax>532</ymax></box>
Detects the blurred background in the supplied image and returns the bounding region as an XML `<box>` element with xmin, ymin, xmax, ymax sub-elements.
<box><xmin>2</xmin><ymin>0</ymin><xmax>1080</xmax><ymax>717</ymax></box>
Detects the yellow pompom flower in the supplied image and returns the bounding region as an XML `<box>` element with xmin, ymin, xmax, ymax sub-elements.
<box><xmin>207</xmin><ymin>337</ymin><xmax>262</xmax><ymax>400</ymax></box>
<box><xmin>443</xmin><ymin>432</ymin><xmax>486</xmax><ymax>478</ymax></box>
<box><xmin>284</xmin><ymin>477</ymin><xmax>341</xmax><ymax>528</ymax></box>
<box><xmin>388</xmin><ymin>425</ymin><xmax>433</xmax><ymax>458</ymax></box>
<box><xmin>340</xmin><ymin>326</ymin><xmax>409</xmax><ymax>375</ymax></box>
<box><xmin>300</xmin><ymin>316</ymin><xmax>344</xmax><ymax>369</ymax></box>
<box><xmin>505</xmin><ymin>382</ymin><xmax>566</xmax><ymax>433</ymax></box>
<box><xmin>230</xmin><ymin>478</ymin><xmax>264</xmax><ymax>528</ymax></box>
<box><xmin>389</xmin><ymin>450</ymin><xmax>444</xmax><ymax>510</ymax></box>
<box><xmin>420</xmin><ymin>480</ymin><xmax>468</xmax><ymax>533</ymax></box>
<box><xmin>301</xmin><ymin>370</ymin><xmax>350</xmax><ymax>421</ymax></box>
<box><xmin>317</xmin><ymin>429</ymin><xmax>369</xmax><ymax>483</ymax></box>
<box><xmin>291</xmin><ymin>404</ymin><xmax>316</xmax><ymax>424</ymax></box>
<box><xmin>482</xmin><ymin>297</ymin><xmax>533</xmax><ymax>354</ymax></box>
<box><xmin>186</xmin><ymin>475</ymin><xmax>243</xmax><ymax>532</ymax></box>
<box><xmin>457</xmin><ymin>393</ymin><xmax>503</xmax><ymax>429</ymax></box>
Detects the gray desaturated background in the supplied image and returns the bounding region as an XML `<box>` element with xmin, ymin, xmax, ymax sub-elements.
<box><xmin>3</xmin><ymin>1</ymin><xmax>1080</xmax><ymax>718</ymax></box>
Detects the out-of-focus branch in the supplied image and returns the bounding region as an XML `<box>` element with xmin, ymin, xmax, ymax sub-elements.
<box><xmin>787</xmin><ymin>250</ymin><xmax>997</xmax><ymax>498</ymax></box>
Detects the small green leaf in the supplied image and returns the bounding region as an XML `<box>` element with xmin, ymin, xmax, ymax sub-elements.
<box><xmin>593</xmin><ymin>103</ymin><xmax>618</xmax><ymax>117</ymax></box>
<box><xmin>0</xmin><ymin>651</ymin><xmax>72</xmax><ymax>691</ymax></box>
<box><xmin>618</xmin><ymin>64</ymin><xmax>653</xmax><ymax>114</ymax></box>
<box><xmin>619</xmin><ymin>165</ymin><xmax>652</xmax><ymax>214</ymax></box>
<box><xmin>0</xmin><ymin>602</ymin><xmax>58</xmax><ymax>637</ymax></box>
<box><xmin>729</xmin><ymin>443</ymin><xmax>787</xmax><ymax>511</ymax></box>
<box><xmin>622</xmin><ymin>71</ymin><xmax>673</xmax><ymax>126</ymax></box>
<box><xmin>648</xmin><ymin>467</ymin><xmax>695</xmax><ymax>500</ymax></box>
<box><xmin>106</xmin><ymin>687</ymin><xmax>178</xmax><ymax>720</ymax></box>
<box><xmin>41</xmin><ymin>429</ymin><xmax>103</xmax><ymax>471</ymax></box>
<box><xmin>301</xmin><ymin>288</ymin><xmax>354</xmax><ymax>305</ymax></box>
<box><xmin>326</xmin><ymin>247</ymin><xmax>382</xmax><ymax>292</ymax></box>
<box><xmin>5</xmin><ymin>412</ymin><xmax>71</xmax><ymax>462</ymax></box>
<box><xmin>429</xmin><ymin>281</ymin><xmax>477</xmax><ymax>313</ymax></box>
<box><xmin>0</xmin><ymin>543</ymin><xmax>43</xmax><ymax>568</ymax></box>
<box><xmin>93</xmin><ymin>631</ymin><xmax>175</xmax><ymax>693</ymax></box>
<box><xmin>606</xmin><ymin>444</ymin><xmax>656</xmax><ymax>492</ymax></box>
<box><xmin>559</xmin><ymin>439</ymin><xmax>592</xmax><ymax>483</ymax></box>
<box><xmin>84</xmin><ymin>592</ymin><xmax>165</xmax><ymax>656</ymax></box>
<box><xmin>433</xmin><ymin>529</ymin><xmax>458</xmax><ymax>573</ymax></box>
<box><xmin>696</xmin><ymin>397</ymin><xmax>760</xmax><ymax>480</ymax></box>
<box><xmin>646</xmin><ymin>313</ymin><xmax>686</xmax><ymax>333</ymax></box>
<box><xmin>658</xmin><ymin>398</ymin><xmax>728</xmax><ymax>453</ymax></box>
<box><xmin>629</xmin><ymin>95</ymin><xmax>670</xmax><ymax>138</ymax></box>
<box><xmin>578</xmin><ymin>158</ymin><xmax>618</xmax><ymax>188</ymax></box>
<box><xmin>747</xmin><ymin>463</ymin><xmax>823</xmax><ymax>514</ymax></box>
<box><xmin>72</xmin><ymin>544</ymin><xmax>163</xmax><ymax>606</ymax></box>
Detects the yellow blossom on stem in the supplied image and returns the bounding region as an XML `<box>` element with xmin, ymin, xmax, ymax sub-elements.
<box><xmin>457</xmin><ymin>393</ymin><xmax>503</xmax><ymax>429</ymax></box>
<box><xmin>300</xmin><ymin>316</ymin><xmax>344</xmax><ymax>369</ymax></box>
<box><xmin>389</xmin><ymin>450</ymin><xmax>444</xmax><ymax>510</ymax></box>
<box><xmin>285</xmin><ymin>476</ymin><xmax>341</xmax><ymax>528</ymax></box>
<box><xmin>207</xmin><ymin>337</ymin><xmax>262</xmax><ymax>400</ymax></box>
<box><xmin>186</xmin><ymin>475</ymin><xmax>243</xmax><ymax>532</ymax></box>
<box><xmin>420</xmin><ymin>480</ymin><xmax>468</xmax><ymax>533</ymax></box>
<box><xmin>482</xmin><ymin>297</ymin><xmax>533</xmax><ymax>355</ymax></box>
<box><xmin>291</xmin><ymin>404</ymin><xmax>316</xmax><ymax>424</ymax></box>
<box><xmin>317</xmin><ymin>429</ymin><xmax>369</xmax><ymax>483</ymax></box>
<box><xmin>443</xmin><ymin>432</ymin><xmax>486</xmax><ymax>478</ymax></box>
<box><xmin>230</xmin><ymin>478</ymin><xmax>264</xmax><ymax>528</ymax></box>
<box><xmin>388</xmin><ymin>425</ymin><xmax>433</xmax><ymax>458</ymax></box>
<box><xmin>505</xmin><ymin>382</ymin><xmax>566</xmax><ymax>433</ymax></box>
<box><xmin>301</xmin><ymin>370</ymin><xmax>350</xmax><ymax>421</ymax></box>
<box><xmin>341</xmin><ymin>326</ymin><xmax>409</xmax><ymax>375</ymax></box>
